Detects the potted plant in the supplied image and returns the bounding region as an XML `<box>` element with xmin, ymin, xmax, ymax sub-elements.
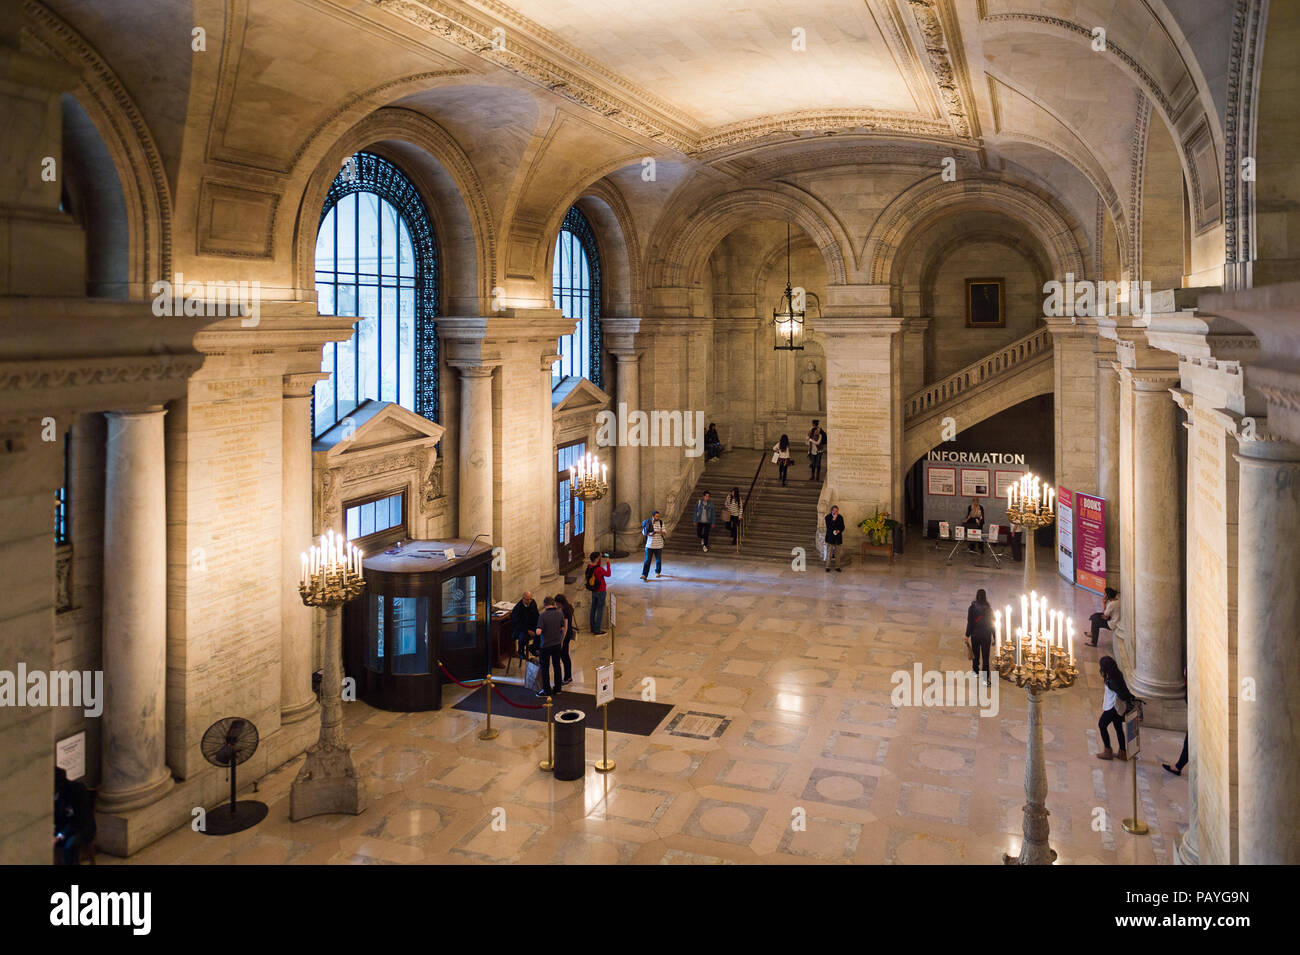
<box><xmin>858</xmin><ymin>508</ymin><xmax>900</xmax><ymax>563</ymax></box>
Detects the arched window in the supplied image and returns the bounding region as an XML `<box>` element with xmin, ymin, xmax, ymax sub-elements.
<box><xmin>552</xmin><ymin>206</ymin><xmax>601</xmax><ymax>388</ymax></box>
<box><xmin>313</xmin><ymin>152</ymin><xmax>440</xmax><ymax>435</ymax></box>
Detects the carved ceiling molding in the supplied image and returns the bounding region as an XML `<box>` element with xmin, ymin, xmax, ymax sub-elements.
<box><xmin>713</xmin><ymin>140</ymin><xmax>979</xmax><ymax>181</ymax></box>
<box><xmin>906</xmin><ymin>0</ymin><xmax>979</xmax><ymax>140</ymax></box>
<box><xmin>0</xmin><ymin>356</ymin><xmax>202</xmax><ymax>392</ymax></box>
<box><xmin>373</xmin><ymin>0</ymin><xmax>980</xmax><ymax>156</ymax></box>
<box><xmin>1223</xmin><ymin>0</ymin><xmax>1264</xmax><ymax>287</ymax></box>
<box><xmin>23</xmin><ymin>0</ymin><xmax>171</xmax><ymax>290</ymax></box>
<box><xmin>373</xmin><ymin>0</ymin><xmax>695</xmax><ymax>150</ymax></box>
<box><xmin>692</xmin><ymin>110</ymin><xmax>957</xmax><ymax>156</ymax></box>
<box><xmin>1129</xmin><ymin>91</ymin><xmax>1151</xmax><ymax>280</ymax></box>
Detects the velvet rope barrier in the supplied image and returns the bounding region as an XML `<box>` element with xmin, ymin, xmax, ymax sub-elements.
<box><xmin>492</xmin><ymin>684</ymin><xmax>545</xmax><ymax>710</ymax></box>
<box><xmin>437</xmin><ymin>662</ymin><xmax>485</xmax><ymax>689</ymax></box>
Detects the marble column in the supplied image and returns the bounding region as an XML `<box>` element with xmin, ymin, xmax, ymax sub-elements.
<box><xmin>1128</xmin><ymin>376</ymin><xmax>1185</xmax><ymax>702</ymax></box>
<box><xmin>455</xmin><ymin>365</ymin><xmax>495</xmax><ymax>541</ymax></box>
<box><xmin>1234</xmin><ymin>437</ymin><xmax>1300</xmax><ymax>864</ymax></box>
<box><xmin>99</xmin><ymin>406</ymin><xmax>174</xmax><ymax>813</ymax></box>
<box><xmin>539</xmin><ymin>355</ymin><xmax>560</xmax><ymax>587</ymax></box>
<box><xmin>1174</xmin><ymin>403</ymin><xmax>1198</xmax><ymax>865</ymax></box>
<box><xmin>280</xmin><ymin>375</ymin><xmax>321</xmax><ymax>725</ymax></box>
<box><xmin>611</xmin><ymin>351</ymin><xmax>641</xmax><ymax>552</ymax></box>
<box><xmin>1097</xmin><ymin>359</ymin><xmax>1122</xmax><ymax>578</ymax></box>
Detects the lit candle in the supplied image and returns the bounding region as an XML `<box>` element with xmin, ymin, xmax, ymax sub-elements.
<box><xmin>1015</xmin><ymin>627</ymin><xmax>1022</xmax><ymax>666</ymax></box>
<box><xmin>602</xmin><ymin>463</ymin><xmax>607</xmax><ymax>484</ymax></box>
<box><xmin>1067</xmin><ymin>619</ymin><xmax>1075</xmax><ymax>665</ymax></box>
<box><xmin>995</xmin><ymin>609</ymin><xmax>1002</xmax><ymax>651</ymax></box>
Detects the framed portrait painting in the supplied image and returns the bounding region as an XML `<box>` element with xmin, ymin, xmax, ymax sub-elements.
<box><xmin>966</xmin><ymin>277</ymin><xmax>1005</xmax><ymax>328</ymax></box>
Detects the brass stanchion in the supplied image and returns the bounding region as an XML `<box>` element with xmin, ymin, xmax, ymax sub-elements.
<box><xmin>594</xmin><ymin>703</ymin><xmax>615</xmax><ymax>773</ymax></box>
<box><xmin>538</xmin><ymin>696</ymin><xmax>554</xmax><ymax>771</ymax></box>
<box><xmin>478</xmin><ymin>672</ymin><xmax>499</xmax><ymax>740</ymax></box>
<box><xmin>608</xmin><ymin>593</ymin><xmax>622</xmax><ymax>679</ymax></box>
<box><xmin>1122</xmin><ymin>755</ymin><xmax>1149</xmax><ymax>834</ymax></box>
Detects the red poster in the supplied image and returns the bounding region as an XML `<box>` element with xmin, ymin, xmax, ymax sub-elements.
<box><xmin>1074</xmin><ymin>492</ymin><xmax>1107</xmax><ymax>595</ymax></box>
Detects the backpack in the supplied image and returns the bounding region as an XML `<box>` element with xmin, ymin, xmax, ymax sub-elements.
<box><xmin>585</xmin><ymin>565</ymin><xmax>598</xmax><ymax>591</ymax></box>
<box><xmin>641</xmin><ymin>517</ymin><xmax>653</xmax><ymax>537</ymax></box>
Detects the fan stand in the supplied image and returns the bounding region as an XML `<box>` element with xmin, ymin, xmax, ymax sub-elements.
<box><xmin>200</xmin><ymin>760</ymin><xmax>269</xmax><ymax>836</ymax></box>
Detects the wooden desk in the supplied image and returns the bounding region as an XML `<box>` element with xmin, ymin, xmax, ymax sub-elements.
<box><xmin>490</xmin><ymin>613</ymin><xmax>514</xmax><ymax>669</ymax></box>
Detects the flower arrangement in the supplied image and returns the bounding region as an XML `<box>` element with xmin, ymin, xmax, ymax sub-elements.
<box><xmin>859</xmin><ymin>508</ymin><xmax>900</xmax><ymax>546</ymax></box>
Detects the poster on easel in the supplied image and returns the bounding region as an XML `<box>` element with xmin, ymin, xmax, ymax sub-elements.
<box><xmin>1074</xmin><ymin>492</ymin><xmax>1107</xmax><ymax>595</ymax></box>
<box><xmin>1057</xmin><ymin>487</ymin><xmax>1075</xmax><ymax>581</ymax></box>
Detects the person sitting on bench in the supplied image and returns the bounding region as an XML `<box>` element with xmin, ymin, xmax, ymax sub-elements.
<box><xmin>1087</xmin><ymin>587</ymin><xmax>1120</xmax><ymax>647</ymax></box>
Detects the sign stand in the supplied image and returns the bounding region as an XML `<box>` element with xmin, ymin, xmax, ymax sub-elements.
<box><xmin>595</xmin><ymin>662</ymin><xmax>615</xmax><ymax>773</ymax></box>
<box><xmin>1121</xmin><ymin>709</ymin><xmax>1148</xmax><ymax>834</ymax></box>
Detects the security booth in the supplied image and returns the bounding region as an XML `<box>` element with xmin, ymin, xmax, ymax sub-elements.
<box><xmin>344</xmin><ymin>538</ymin><xmax>493</xmax><ymax>711</ymax></box>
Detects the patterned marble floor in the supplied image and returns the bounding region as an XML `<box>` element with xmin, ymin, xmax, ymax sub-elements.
<box><xmin>113</xmin><ymin>544</ymin><xmax>1189</xmax><ymax>865</ymax></box>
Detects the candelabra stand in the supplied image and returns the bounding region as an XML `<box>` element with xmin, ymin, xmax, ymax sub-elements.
<box><xmin>1007</xmin><ymin>500</ymin><xmax>1055</xmax><ymax>589</ymax></box>
<box><xmin>290</xmin><ymin>532</ymin><xmax>367</xmax><ymax>821</ymax></box>
<box><xmin>571</xmin><ymin>452</ymin><xmax>609</xmax><ymax>504</ymax></box>
<box><xmin>994</xmin><ymin>597</ymin><xmax>1079</xmax><ymax>865</ymax></box>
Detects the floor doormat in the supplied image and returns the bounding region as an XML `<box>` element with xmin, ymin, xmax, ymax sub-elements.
<box><xmin>452</xmin><ymin>682</ymin><xmax>674</xmax><ymax>736</ymax></box>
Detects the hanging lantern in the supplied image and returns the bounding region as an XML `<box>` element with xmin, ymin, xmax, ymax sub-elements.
<box><xmin>773</xmin><ymin>222</ymin><xmax>807</xmax><ymax>351</ymax></box>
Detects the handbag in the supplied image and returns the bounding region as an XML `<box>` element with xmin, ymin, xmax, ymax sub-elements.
<box><xmin>771</xmin><ymin>451</ymin><xmax>780</xmax><ymax>464</ymax></box>
<box><xmin>964</xmin><ymin>636</ymin><xmax>974</xmax><ymax>663</ymax></box>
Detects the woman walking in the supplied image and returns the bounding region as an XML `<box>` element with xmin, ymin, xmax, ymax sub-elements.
<box><xmin>773</xmin><ymin>434</ymin><xmax>792</xmax><ymax>486</ymax></box>
<box><xmin>724</xmin><ymin>486</ymin><xmax>743</xmax><ymax>545</ymax></box>
<box><xmin>1096</xmin><ymin>655</ymin><xmax>1136</xmax><ymax>760</ymax></box>
<box><xmin>965</xmin><ymin>588</ymin><xmax>994</xmax><ymax>685</ymax></box>
<box><xmin>555</xmin><ymin>593</ymin><xmax>577</xmax><ymax>686</ymax></box>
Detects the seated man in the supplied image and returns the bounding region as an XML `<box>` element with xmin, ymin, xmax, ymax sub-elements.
<box><xmin>704</xmin><ymin>423</ymin><xmax>723</xmax><ymax>461</ymax></box>
<box><xmin>510</xmin><ymin>591</ymin><xmax>540</xmax><ymax>659</ymax></box>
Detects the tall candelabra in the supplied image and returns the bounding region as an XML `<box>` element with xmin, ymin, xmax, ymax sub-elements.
<box><xmin>290</xmin><ymin>528</ymin><xmax>367</xmax><ymax>821</ymax></box>
<box><xmin>994</xmin><ymin>591</ymin><xmax>1079</xmax><ymax>865</ymax></box>
<box><xmin>1006</xmin><ymin>472</ymin><xmax>1055</xmax><ymax>589</ymax></box>
<box><xmin>570</xmin><ymin>452</ymin><xmax>608</xmax><ymax>503</ymax></box>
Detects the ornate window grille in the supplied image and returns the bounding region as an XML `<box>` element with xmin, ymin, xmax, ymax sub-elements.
<box><xmin>552</xmin><ymin>206</ymin><xmax>602</xmax><ymax>389</ymax></box>
<box><xmin>313</xmin><ymin>152</ymin><xmax>440</xmax><ymax>435</ymax></box>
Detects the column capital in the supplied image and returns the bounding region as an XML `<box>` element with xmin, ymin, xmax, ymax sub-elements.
<box><xmin>1234</xmin><ymin>431</ymin><xmax>1300</xmax><ymax>465</ymax></box>
<box><xmin>104</xmin><ymin>404</ymin><xmax>167</xmax><ymax>418</ymax></box>
<box><xmin>449</xmin><ymin>362</ymin><xmax>497</xmax><ymax>378</ymax></box>
<box><xmin>283</xmin><ymin>372</ymin><xmax>327</xmax><ymax>398</ymax></box>
<box><xmin>1126</xmin><ymin>369</ymin><xmax>1182</xmax><ymax>392</ymax></box>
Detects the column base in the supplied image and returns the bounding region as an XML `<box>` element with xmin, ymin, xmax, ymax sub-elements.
<box><xmin>280</xmin><ymin>697</ymin><xmax>320</xmax><ymax>726</ymax></box>
<box><xmin>290</xmin><ymin>742</ymin><xmax>365</xmax><ymax>821</ymax></box>
<box><xmin>1128</xmin><ymin>691</ymin><xmax>1187</xmax><ymax>732</ymax></box>
<box><xmin>1174</xmin><ymin>830</ymin><xmax>1199</xmax><ymax>865</ymax></box>
<box><xmin>97</xmin><ymin>767</ymin><xmax>174</xmax><ymax>815</ymax></box>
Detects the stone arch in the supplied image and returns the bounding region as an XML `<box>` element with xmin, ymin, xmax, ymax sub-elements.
<box><xmin>864</xmin><ymin>176</ymin><xmax>1089</xmax><ymax>287</ymax></box>
<box><xmin>914</xmin><ymin>229</ymin><xmax>1053</xmax><ymax>308</ymax></box>
<box><xmin>991</xmin><ymin>130</ymin><xmax>1132</xmax><ymax>274</ymax></box>
<box><xmin>25</xmin><ymin>1</ymin><xmax>171</xmax><ymax>297</ymax></box>
<box><xmin>648</xmin><ymin>184</ymin><xmax>853</xmax><ymax>292</ymax></box>
<box><xmin>979</xmin><ymin>12</ymin><xmax>1224</xmax><ymax>234</ymax></box>
<box><xmin>288</xmin><ymin>107</ymin><xmax>494</xmax><ymax>313</ymax></box>
<box><xmin>565</xmin><ymin>177</ymin><xmax>642</xmax><ymax>318</ymax></box>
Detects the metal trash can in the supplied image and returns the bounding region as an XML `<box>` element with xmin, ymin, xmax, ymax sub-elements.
<box><xmin>553</xmin><ymin>709</ymin><xmax>587</xmax><ymax>781</ymax></box>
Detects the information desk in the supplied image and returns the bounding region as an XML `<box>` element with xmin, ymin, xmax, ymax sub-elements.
<box><xmin>343</xmin><ymin>539</ymin><xmax>493</xmax><ymax>711</ymax></box>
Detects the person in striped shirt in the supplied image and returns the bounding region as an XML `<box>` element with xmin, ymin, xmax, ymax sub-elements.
<box><xmin>641</xmin><ymin>510</ymin><xmax>665</xmax><ymax>580</ymax></box>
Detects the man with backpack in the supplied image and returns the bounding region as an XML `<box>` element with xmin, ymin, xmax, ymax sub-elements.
<box><xmin>640</xmin><ymin>510</ymin><xmax>665</xmax><ymax>580</ymax></box>
<box><xmin>585</xmin><ymin>551</ymin><xmax>611</xmax><ymax>634</ymax></box>
<box><xmin>693</xmin><ymin>491</ymin><xmax>716</xmax><ymax>552</ymax></box>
